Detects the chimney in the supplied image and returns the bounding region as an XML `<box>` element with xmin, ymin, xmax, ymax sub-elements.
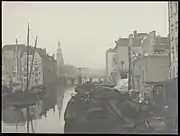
<box><xmin>152</xmin><ymin>31</ymin><xmax>156</xmax><ymax>36</ymax></box>
<box><xmin>133</xmin><ymin>30</ymin><xmax>137</xmax><ymax>38</ymax></box>
<box><xmin>43</xmin><ymin>48</ymin><xmax>47</xmax><ymax>55</ymax></box>
<box><xmin>16</xmin><ymin>39</ymin><xmax>18</xmax><ymax>44</ymax></box>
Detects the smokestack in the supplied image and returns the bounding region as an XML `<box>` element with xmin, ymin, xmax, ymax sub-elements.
<box><xmin>133</xmin><ymin>30</ymin><xmax>137</xmax><ymax>38</ymax></box>
<box><xmin>16</xmin><ymin>39</ymin><xmax>18</xmax><ymax>44</ymax></box>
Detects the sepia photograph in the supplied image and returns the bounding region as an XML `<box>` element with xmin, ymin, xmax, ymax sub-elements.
<box><xmin>2</xmin><ymin>1</ymin><xmax>178</xmax><ymax>134</ymax></box>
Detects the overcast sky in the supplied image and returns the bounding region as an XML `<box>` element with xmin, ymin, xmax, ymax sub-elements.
<box><xmin>2</xmin><ymin>2</ymin><xmax>168</xmax><ymax>69</ymax></box>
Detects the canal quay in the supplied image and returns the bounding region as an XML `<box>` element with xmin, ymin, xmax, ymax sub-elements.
<box><xmin>2</xmin><ymin>85</ymin><xmax>75</xmax><ymax>133</ymax></box>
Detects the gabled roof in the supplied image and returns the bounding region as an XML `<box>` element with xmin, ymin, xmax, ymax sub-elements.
<box><xmin>36</xmin><ymin>48</ymin><xmax>46</xmax><ymax>58</ymax></box>
<box><xmin>106</xmin><ymin>48</ymin><xmax>115</xmax><ymax>52</ymax></box>
<box><xmin>136</xmin><ymin>33</ymin><xmax>148</xmax><ymax>37</ymax></box>
<box><xmin>115</xmin><ymin>38</ymin><xmax>128</xmax><ymax>49</ymax></box>
<box><xmin>2</xmin><ymin>44</ymin><xmax>26</xmax><ymax>57</ymax></box>
<box><xmin>2</xmin><ymin>44</ymin><xmax>47</xmax><ymax>59</ymax></box>
<box><xmin>46</xmin><ymin>54</ymin><xmax>55</xmax><ymax>61</ymax></box>
<box><xmin>2</xmin><ymin>44</ymin><xmax>25</xmax><ymax>51</ymax></box>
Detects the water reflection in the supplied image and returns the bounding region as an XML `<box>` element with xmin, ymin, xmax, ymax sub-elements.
<box><xmin>2</xmin><ymin>86</ymin><xmax>73</xmax><ymax>133</ymax></box>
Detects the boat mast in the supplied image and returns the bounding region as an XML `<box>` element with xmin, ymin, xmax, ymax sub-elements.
<box><xmin>26</xmin><ymin>23</ymin><xmax>30</xmax><ymax>133</ymax></box>
<box><xmin>26</xmin><ymin>24</ymin><xmax>30</xmax><ymax>92</ymax></box>
<box><xmin>28</xmin><ymin>36</ymin><xmax>38</xmax><ymax>88</ymax></box>
<box><xmin>16</xmin><ymin>39</ymin><xmax>18</xmax><ymax>83</ymax></box>
<box><xmin>128</xmin><ymin>34</ymin><xmax>133</xmax><ymax>90</ymax></box>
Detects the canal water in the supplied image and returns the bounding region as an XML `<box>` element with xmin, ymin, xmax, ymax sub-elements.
<box><xmin>2</xmin><ymin>86</ymin><xmax>74</xmax><ymax>133</ymax></box>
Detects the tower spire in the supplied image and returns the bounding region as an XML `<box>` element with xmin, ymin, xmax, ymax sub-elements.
<box><xmin>56</xmin><ymin>40</ymin><xmax>64</xmax><ymax>76</ymax></box>
<box><xmin>58</xmin><ymin>41</ymin><xmax>61</xmax><ymax>49</ymax></box>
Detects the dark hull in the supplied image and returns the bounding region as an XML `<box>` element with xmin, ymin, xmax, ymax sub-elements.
<box><xmin>3</xmin><ymin>92</ymin><xmax>38</xmax><ymax>108</ymax></box>
<box><xmin>64</xmin><ymin>79</ymin><xmax>178</xmax><ymax>133</ymax></box>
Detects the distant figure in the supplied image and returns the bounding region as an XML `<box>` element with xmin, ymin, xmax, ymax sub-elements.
<box><xmin>89</xmin><ymin>78</ymin><xmax>92</xmax><ymax>83</ymax></box>
<box><xmin>9</xmin><ymin>79</ymin><xmax>14</xmax><ymax>92</ymax></box>
<box><xmin>3</xmin><ymin>84</ymin><xmax>13</xmax><ymax>95</ymax></box>
<box><xmin>53</xmin><ymin>105</ymin><xmax>56</xmax><ymax>113</ymax></box>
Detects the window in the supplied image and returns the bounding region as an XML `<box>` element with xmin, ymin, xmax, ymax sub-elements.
<box><xmin>35</xmin><ymin>67</ymin><xmax>38</xmax><ymax>71</ymax></box>
<box><xmin>13</xmin><ymin>72</ymin><xmax>16</xmax><ymax>77</ymax></box>
<box><xmin>176</xmin><ymin>45</ymin><xmax>178</xmax><ymax>56</ymax></box>
<box><xmin>35</xmin><ymin>79</ymin><xmax>38</xmax><ymax>84</ymax></box>
<box><xmin>24</xmin><ymin>78</ymin><xmax>27</xmax><ymax>83</ymax></box>
<box><xmin>175</xmin><ymin>21</ymin><xmax>178</xmax><ymax>33</ymax></box>
<box><xmin>120</xmin><ymin>73</ymin><xmax>127</xmax><ymax>79</ymax></box>
<box><xmin>170</xmin><ymin>24</ymin><xmax>174</xmax><ymax>41</ymax></box>
<box><xmin>120</xmin><ymin>61</ymin><xmax>125</xmax><ymax>68</ymax></box>
<box><xmin>34</xmin><ymin>60</ymin><xmax>38</xmax><ymax>65</ymax></box>
<box><xmin>175</xmin><ymin>38</ymin><xmax>178</xmax><ymax>47</ymax></box>
<box><xmin>24</xmin><ymin>73</ymin><xmax>27</xmax><ymax>77</ymax></box>
<box><xmin>113</xmin><ymin>58</ymin><xmax>117</xmax><ymax>65</ymax></box>
<box><xmin>24</xmin><ymin>60</ymin><xmax>27</xmax><ymax>66</ymax></box>
<box><xmin>172</xmin><ymin>47</ymin><xmax>174</xmax><ymax>54</ymax></box>
<box><xmin>24</xmin><ymin>67</ymin><xmax>27</xmax><ymax>72</ymax></box>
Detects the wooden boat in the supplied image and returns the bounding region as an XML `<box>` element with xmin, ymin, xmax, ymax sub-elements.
<box><xmin>3</xmin><ymin>91</ymin><xmax>38</xmax><ymax>108</ymax></box>
<box><xmin>28</xmin><ymin>85</ymin><xmax>47</xmax><ymax>100</ymax></box>
<box><xmin>3</xmin><ymin>25</ymin><xmax>49</xmax><ymax>110</ymax></box>
<box><xmin>2</xmin><ymin>85</ymin><xmax>13</xmax><ymax>95</ymax></box>
<box><xmin>29</xmin><ymin>84</ymin><xmax>46</xmax><ymax>91</ymax></box>
<box><xmin>3</xmin><ymin>85</ymin><xmax>46</xmax><ymax>109</ymax></box>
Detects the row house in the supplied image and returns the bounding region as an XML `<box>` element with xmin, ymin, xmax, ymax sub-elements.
<box><xmin>56</xmin><ymin>41</ymin><xmax>64</xmax><ymax>77</ymax></box>
<box><xmin>168</xmin><ymin>1</ymin><xmax>178</xmax><ymax>78</ymax></box>
<box><xmin>105</xmin><ymin>48</ymin><xmax>117</xmax><ymax>83</ymax></box>
<box><xmin>132</xmin><ymin>31</ymin><xmax>170</xmax><ymax>91</ymax></box>
<box><xmin>114</xmin><ymin>30</ymin><xmax>147</xmax><ymax>82</ymax></box>
<box><xmin>2</xmin><ymin>44</ymin><xmax>25</xmax><ymax>85</ymax></box>
<box><xmin>132</xmin><ymin>55</ymin><xmax>169</xmax><ymax>91</ymax></box>
<box><xmin>20</xmin><ymin>50</ymin><xmax>43</xmax><ymax>90</ymax></box>
<box><xmin>42</xmin><ymin>54</ymin><xmax>57</xmax><ymax>88</ymax></box>
<box><xmin>105</xmin><ymin>30</ymin><xmax>170</xmax><ymax>86</ymax></box>
<box><xmin>2</xmin><ymin>44</ymin><xmax>56</xmax><ymax>91</ymax></box>
<box><xmin>141</xmin><ymin>31</ymin><xmax>169</xmax><ymax>56</ymax></box>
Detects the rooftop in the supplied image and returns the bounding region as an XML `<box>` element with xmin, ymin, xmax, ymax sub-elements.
<box><xmin>115</xmin><ymin>38</ymin><xmax>142</xmax><ymax>49</ymax></box>
<box><xmin>137</xmin><ymin>33</ymin><xmax>148</xmax><ymax>37</ymax></box>
<box><xmin>3</xmin><ymin>44</ymin><xmax>25</xmax><ymax>50</ymax></box>
<box><xmin>106</xmin><ymin>48</ymin><xmax>115</xmax><ymax>52</ymax></box>
<box><xmin>2</xmin><ymin>44</ymin><xmax>47</xmax><ymax>58</ymax></box>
